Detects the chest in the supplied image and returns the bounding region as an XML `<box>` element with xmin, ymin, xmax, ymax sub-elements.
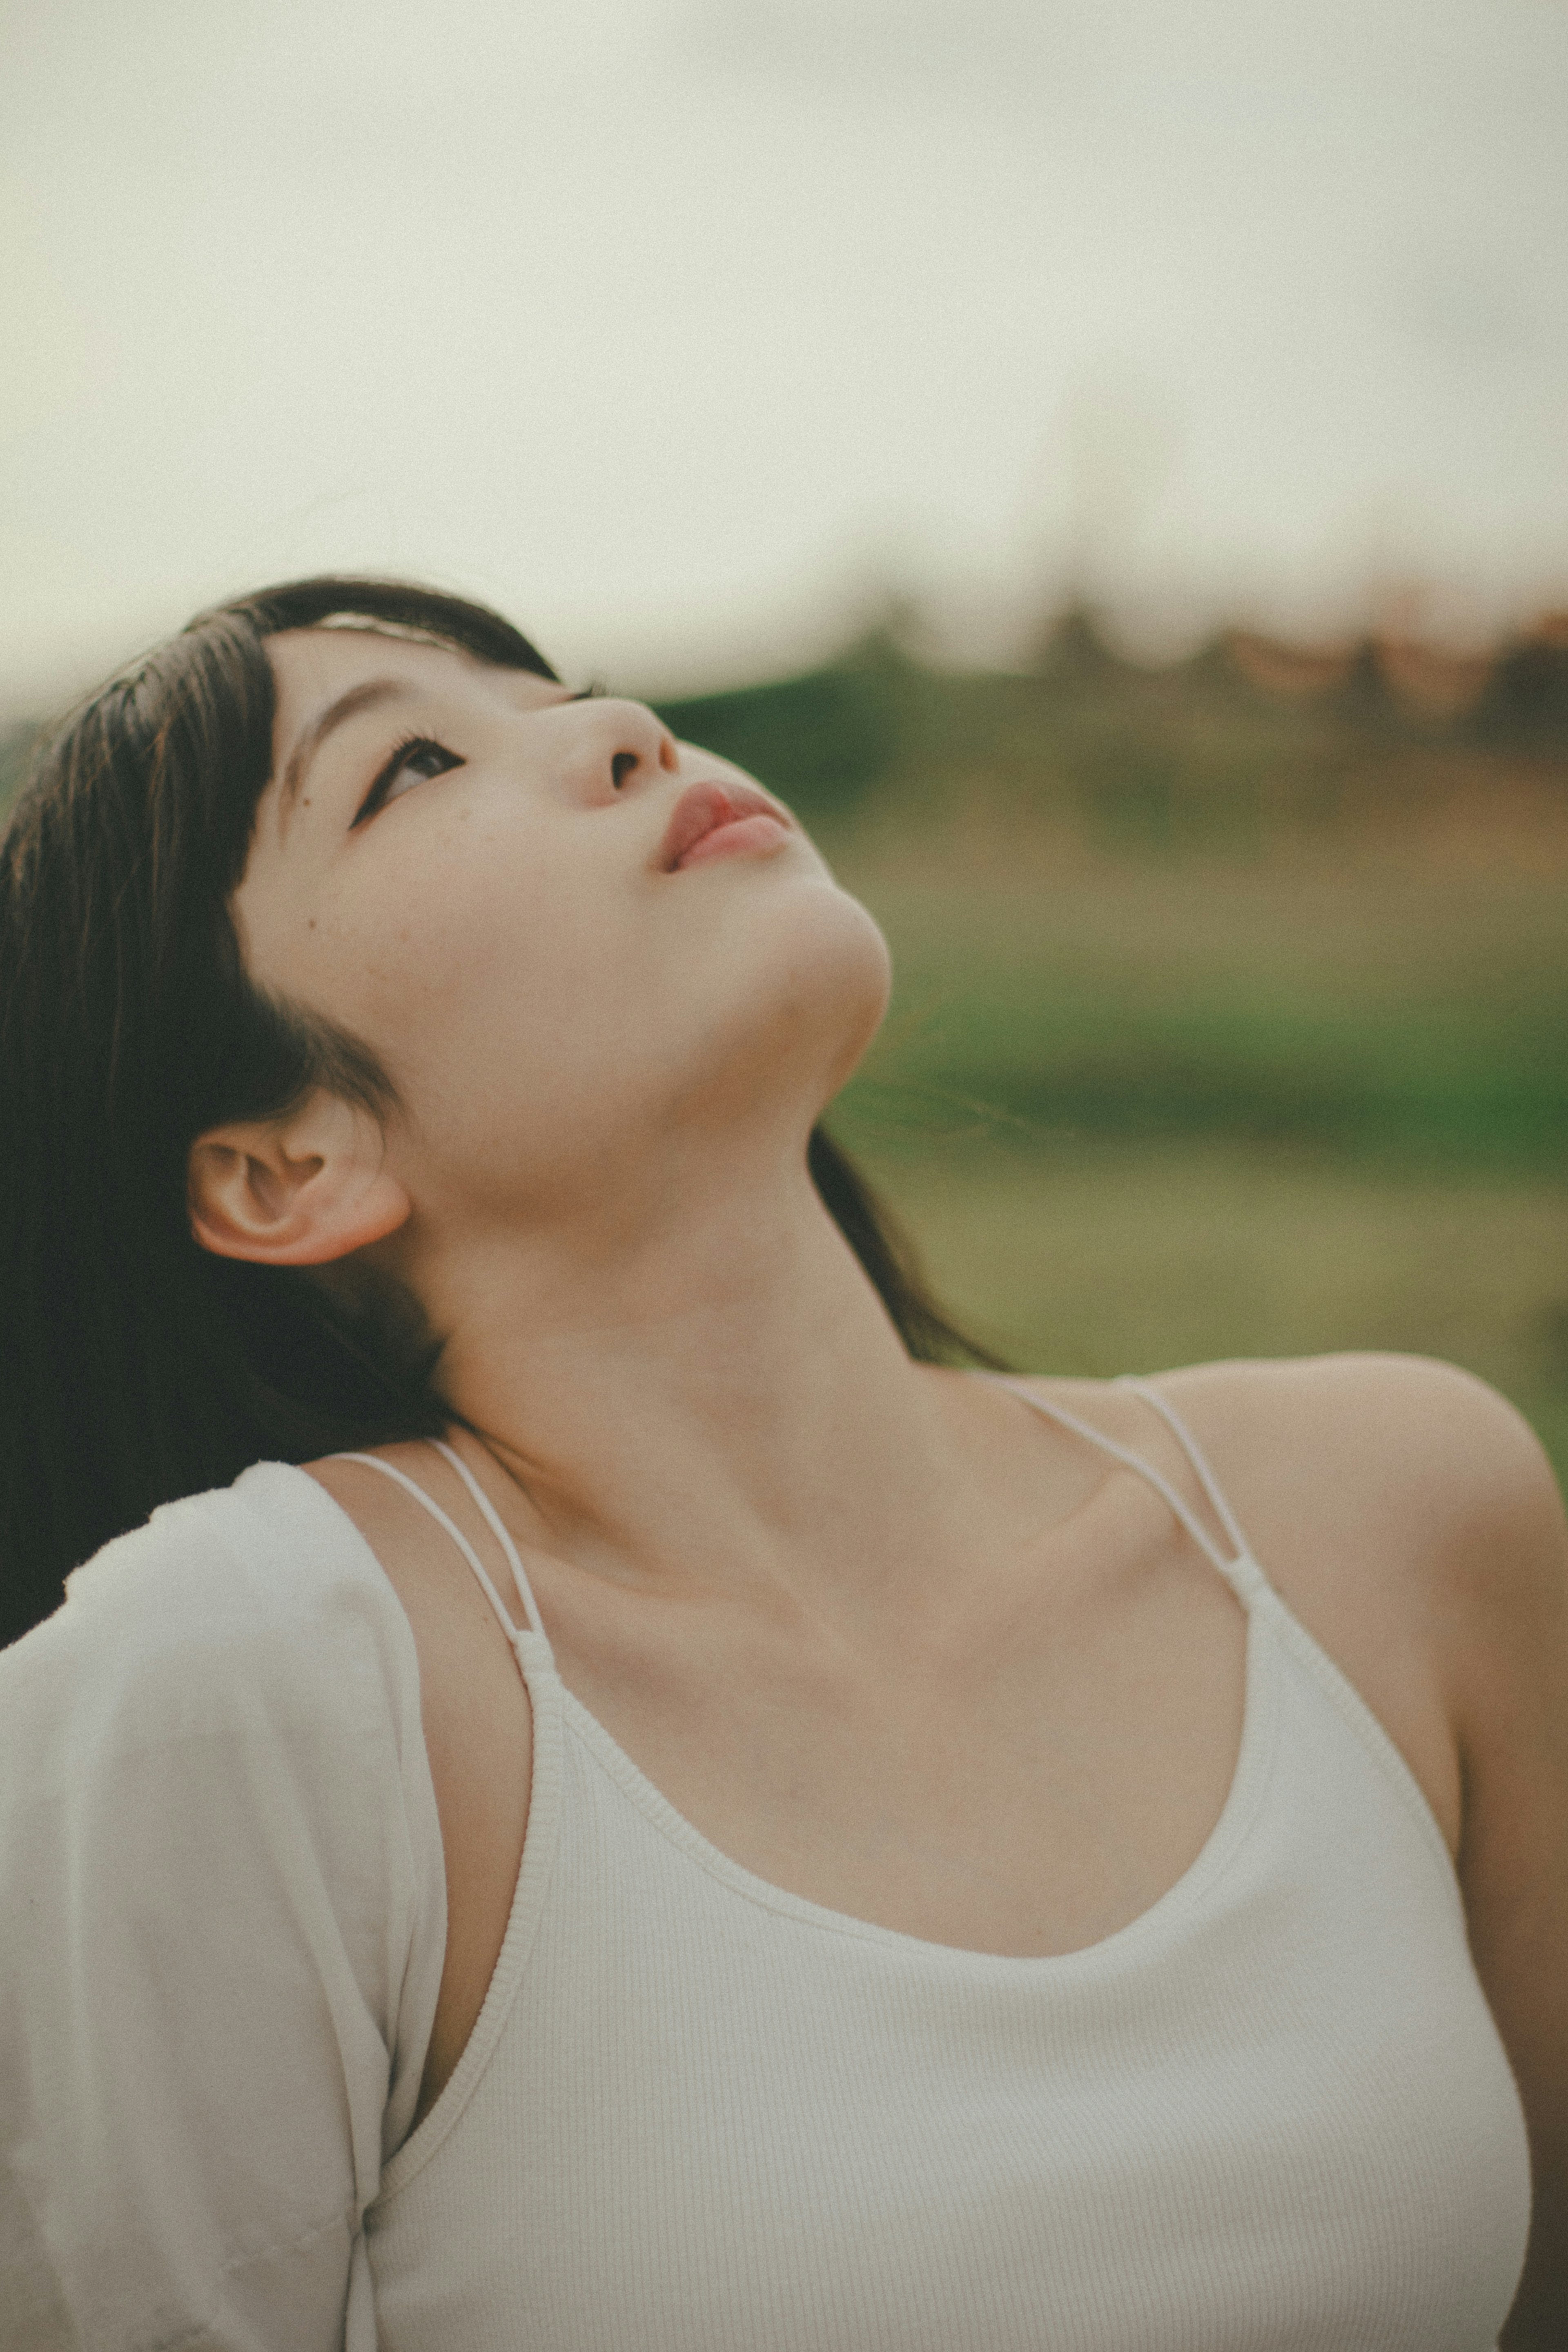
<box><xmin>547</xmin><ymin>1530</ymin><xmax>1248</xmax><ymax>1960</ymax></box>
<box><xmin>367</xmin><ymin>1627</ymin><xmax>1530</xmax><ymax>2352</ymax></box>
<box><xmin>411</xmin><ymin>1428</ymin><xmax>1464</xmax><ymax>2129</ymax></box>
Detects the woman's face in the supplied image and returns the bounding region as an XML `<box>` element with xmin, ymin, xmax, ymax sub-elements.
<box><xmin>234</xmin><ymin>627</ymin><xmax>891</xmax><ymax>1230</ymax></box>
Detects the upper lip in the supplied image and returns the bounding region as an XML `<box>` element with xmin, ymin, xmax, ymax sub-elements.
<box><xmin>655</xmin><ymin>779</ymin><xmax>791</xmax><ymax>872</ymax></box>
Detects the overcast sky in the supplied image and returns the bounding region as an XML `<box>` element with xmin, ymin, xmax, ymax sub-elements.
<box><xmin>3</xmin><ymin>0</ymin><xmax>1566</xmax><ymax>711</ymax></box>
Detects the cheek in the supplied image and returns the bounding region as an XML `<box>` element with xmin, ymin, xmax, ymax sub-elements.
<box><xmin>332</xmin><ymin>836</ymin><xmax>669</xmax><ymax>1148</ymax></box>
<box><xmin>351</xmin><ymin>860</ymin><xmax>616</xmax><ymax>1061</ymax></box>
<box><xmin>234</xmin><ymin>810</ymin><xmax>659</xmax><ymax>1184</ymax></box>
<box><xmin>239</xmin><ymin>821</ymin><xmax>601</xmax><ymax>1074</ymax></box>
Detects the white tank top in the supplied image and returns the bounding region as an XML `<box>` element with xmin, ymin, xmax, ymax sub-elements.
<box><xmin>341</xmin><ymin>1377</ymin><xmax>1531</xmax><ymax>2351</ymax></box>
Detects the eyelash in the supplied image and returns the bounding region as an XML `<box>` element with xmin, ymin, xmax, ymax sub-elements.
<box><xmin>350</xmin><ymin>689</ymin><xmax>601</xmax><ymax>827</ymax></box>
<box><xmin>352</xmin><ymin>734</ymin><xmax>465</xmax><ymax>827</ymax></box>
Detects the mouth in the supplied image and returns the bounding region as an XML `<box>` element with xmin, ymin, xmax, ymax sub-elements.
<box><xmin>656</xmin><ymin>779</ymin><xmax>794</xmax><ymax>873</ymax></box>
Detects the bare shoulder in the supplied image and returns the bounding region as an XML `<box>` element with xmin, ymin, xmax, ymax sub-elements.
<box><xmin>1006</xmin><ymin>1350</ymin><xmax>1561</xmax><ymax>1589</ymax></box>
<box><xmin>1125</xmin><ymin>1352</ymin><xmax>1567</xmax><ymax>1748</ymax></box>
<box><xmin>1153</xmin><ymin>1348</ymin><xmax>1560</xmax><ymax>1535</ymax></box>
<box><xmin>1009</xmin><ymin>1352</ymin><xmax>1567</xmax><ymax>1855</ymax></box>
<box><xmin>1149</xmin><ymin>1352</ymin><xmax>1568</xmax><ymax>1688</ymax></box>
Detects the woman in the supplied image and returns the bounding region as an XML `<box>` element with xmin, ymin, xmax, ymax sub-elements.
<box><xmin>0</xmin><ymin>575</ymin><xmax>1561</xmax><ymax>2350</ymax></box>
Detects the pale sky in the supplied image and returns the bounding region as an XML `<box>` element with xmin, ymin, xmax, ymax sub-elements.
<box><xmin>3</xmin><ymin>0</ymin><xmax>1567</xmax><ymax>712</ymax></box>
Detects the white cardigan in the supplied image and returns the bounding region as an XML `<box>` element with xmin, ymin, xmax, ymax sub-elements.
<box><xmin>0</xmin><ymin>1465</ymin><xmax>445</xmax><ymax>2351</ymax></box>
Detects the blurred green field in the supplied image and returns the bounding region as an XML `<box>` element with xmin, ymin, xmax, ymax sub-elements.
<box><xmin>819</xmin><ymin>838</ymin><xmax>1568</xmax><ymax>1492</ymax></box>
<box><xmin>849</xmin><ymin>1134</ymin><xmax>1568</xmax><ymax>1486</ymax></box>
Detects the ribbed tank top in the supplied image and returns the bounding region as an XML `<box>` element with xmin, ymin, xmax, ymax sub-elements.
<box><xmin>343</xmin><ymin>1377</ymin><xmax>1531</xmax><ymax>2351</ymax></box>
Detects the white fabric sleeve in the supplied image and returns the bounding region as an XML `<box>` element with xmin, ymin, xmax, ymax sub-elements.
<box><xmin>0</xmin><ymin>1463</ymin><xmax>447</xmax><ymax>2352</ymax></box>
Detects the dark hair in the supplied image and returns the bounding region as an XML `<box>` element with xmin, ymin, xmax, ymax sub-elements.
<box><xmin>0</xmin><ymin>575</ymin><xmax>1007</xmax><ymax>1648</ymax></box>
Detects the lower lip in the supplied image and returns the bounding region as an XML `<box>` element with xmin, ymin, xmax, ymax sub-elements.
<box><xmin>674</xmin><ymin>812</ymin><xmax>792</xmax><ymax>870</ymax></box>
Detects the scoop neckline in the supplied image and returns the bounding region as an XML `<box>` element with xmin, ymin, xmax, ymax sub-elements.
<box><xmin>546</xmin><ymin>1594</ymin><xmax>1278</xmax><ymax>1975</ymax></box>
<box><xmin>279</xmin><ymin>1455</ymin><xmax>1277</xmax><ymax>1979</ymax></box>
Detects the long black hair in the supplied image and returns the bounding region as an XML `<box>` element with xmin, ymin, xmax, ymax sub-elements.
<box><xmin>0</xmin><ymin>575</ymin><xmax>1006</xmax><ymax>1648</ymax></box>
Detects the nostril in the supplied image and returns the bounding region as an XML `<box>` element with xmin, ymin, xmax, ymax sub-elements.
<box><xmin>611</xmin><ymin>752</ymin><xmax>638</xmax><ymax>791</ymax></box>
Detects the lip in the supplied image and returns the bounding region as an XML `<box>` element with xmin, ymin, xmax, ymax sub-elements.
<box><xmin>656</xmin><ymin>780</ymin><xmax>793</xmax><ymax>872</ymax></box>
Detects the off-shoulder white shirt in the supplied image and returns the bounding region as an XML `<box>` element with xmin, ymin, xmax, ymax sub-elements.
<box><xmin>0</xmin><ymin>1466</ymin><xmax>446</xmax><ymax>2351</ymax></box>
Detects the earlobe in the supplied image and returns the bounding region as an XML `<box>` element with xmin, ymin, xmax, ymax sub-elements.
<box><xmin>187</xmin><ymin>1095</ymin><xmax>410</xmax><ymax>1267</ymax></box>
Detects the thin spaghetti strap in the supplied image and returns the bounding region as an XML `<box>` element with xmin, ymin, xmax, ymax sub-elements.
<box><xmin>429</xmin><ymin>1440</ymin><xmax>550</xmax><ymax>1643</ymax></box>
<box><xmin>1116</xmin><ymin>1378</ymin><xmax>1255</xmax><ymax>1565</ymax></box>
<box><xmin>978</xmin><ymin>1374</ymin><xmax>1238</xmax><ymax>1580</ymax></box>
<box><xmin>330</xmin><ymin>1451</ymin><xmax>536</xmax><ymax>1662</ymax></box>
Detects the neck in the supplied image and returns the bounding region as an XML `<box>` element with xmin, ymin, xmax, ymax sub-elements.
<box><xmin>405</xmin><ymin>1142</ymin><xmax>994</xmax><ymax>1625</ymax></box>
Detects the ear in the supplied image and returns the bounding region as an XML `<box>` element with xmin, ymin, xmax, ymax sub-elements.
<box><xmin>187</xmin><ymin>1091</ymin><xmax>410</xmax><ymax>1267</ymax></box>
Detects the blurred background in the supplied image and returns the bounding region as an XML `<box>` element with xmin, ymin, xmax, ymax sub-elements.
<box><xmin>4</xmin><ymin>0</ymin><xmax>1567</xmax><ymax>1478</ymax></box>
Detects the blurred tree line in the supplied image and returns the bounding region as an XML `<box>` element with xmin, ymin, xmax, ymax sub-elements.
<box><xmin>655</xmin><ymin>603</ymin><xmax>1568</xmax><ymax>843</ymax></box>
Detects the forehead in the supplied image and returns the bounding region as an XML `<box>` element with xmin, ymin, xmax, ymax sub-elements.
<box><xmin>264</xmin><ymin>625</ymin><xmax>563</xmax><ymax>751</ymax></box>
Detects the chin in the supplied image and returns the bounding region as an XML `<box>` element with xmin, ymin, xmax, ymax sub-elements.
<box><xmin>764</xmin><ymin>869</ymin><xmax>893</xmax><ymax>1097</ymax></box>
<box><xmin>685</xmin><ymin>867</ymin><xmax>892</xmax><ymax>1122</ymax></box>
<box><xmin>817</xmin><ymin>889</ymin><xmax>893</xmax><ymax>1089</ymax></box>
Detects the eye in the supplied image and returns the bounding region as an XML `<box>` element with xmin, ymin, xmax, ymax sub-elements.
<box><xmin>352</xmin><ymin>736</ymin><xmax>465</xmax><ymax>827</ymax></box>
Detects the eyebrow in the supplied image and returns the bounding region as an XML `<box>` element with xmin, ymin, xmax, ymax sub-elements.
<box><xmin>277</xmin><ymin>672</ymin><xmax>597</xmax><ymax>829</ymax></box>
<box><xmin>278</xmin><ymin>677</ymin><xmax>413</xmax><ymax>818</ymax></box>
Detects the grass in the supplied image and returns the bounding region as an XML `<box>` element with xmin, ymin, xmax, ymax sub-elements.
<box><xmin>820</xmin><ymin>825</ymin><xmax>1568</xmax><ymax>1494</ymax></box>
<box><xmin>833</xmin><ymin>852</ymin><xmax>1568</xmax><ymax>1163</ymax></box>
<box><xmin>863</xmin><ymin>1139</ymin><xmax>1568</xmax><ymax>1491</ymax></box>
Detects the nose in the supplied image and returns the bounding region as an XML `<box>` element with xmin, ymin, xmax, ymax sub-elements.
<box><xmin>570</xmin><ymin>700</ymin><xmax>679</xmax><ymax>801</ymax></box>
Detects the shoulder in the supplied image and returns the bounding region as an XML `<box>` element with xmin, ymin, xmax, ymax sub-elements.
<box><xmin>0</xmin><ymin>1456</ymin><xmax>444</xmax><ymax>2073</ymax></box>
<box><xmin>1146</xmin><ymin>1351</ymin><xmax>1565</xmax><ymax>1634</ymax></box>
<box><xmin>60</xmin><ymin>1455</ymin><xmax>409</xmax><ymax>1623</ymax></box>
<box><xmin>1011</xmin><ymin>1353</ymin><xmax>1567</xmax><ymax>1864</ymax></box>
<box><xmin>0</xmin><ymin>1466</ymin><xmax>449</xmax><ymax>2336</ymax></box>
<box><xmin>1156</xmin><ymin>1346</ymin><xmax>1552</xmax><ymax>1487</ymax></box>
<box><xmin>1174</xmin><ymin>1359</ymin><xmax>1568</xmax><ymax>1877</ymax></box>
<box><xmin>1009</xmin><ymin>1350</ymin><xmax>1560</xmax><ymax>1575</ymax></box>
<box><xmin>1123</xmin><ymin>1353</ymin><xmax>1567</xmax><ymax>1726</ymax></box>
<box><xmin>0</xmin><ymin>1460</ymin><xmax>426</xmax><ymax>1797</ymax></box>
